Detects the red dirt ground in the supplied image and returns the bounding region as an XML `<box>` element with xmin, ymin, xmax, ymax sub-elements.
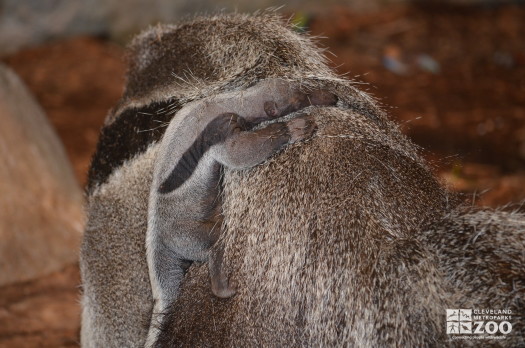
<box><xmin>1</xmin><ymin>4</ymin><xmax>524</xmax><ymax>347</ymax></box>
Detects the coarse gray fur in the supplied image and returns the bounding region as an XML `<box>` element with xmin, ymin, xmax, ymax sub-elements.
<box><xmin>80</xmin><ymin>11</ymin><xmax>524</xmax><ymax>348</ymax></box>
<box><xmin>146</xmin><ymin>78</ymin><xmax>335</xmax><ymax>347</ymax></box>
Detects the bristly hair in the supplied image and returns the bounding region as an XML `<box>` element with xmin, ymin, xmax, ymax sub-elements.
<box><xmin>82</xmin><ymin>11</ymin><xmax>525</xmax><ymax>348</ymax></box>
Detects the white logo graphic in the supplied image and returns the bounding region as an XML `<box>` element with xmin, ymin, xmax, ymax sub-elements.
<box><xmin>446</xmin><ymin>309</ymin><xmax>459</xmax><ymax>322</ymax></box>
<box><xmin>446</xmin><ymin>308</ymin><xmax>513</xmax><ymax>338</ymax></box>
<box><xmin>459</xmin><ymin>309</ymin><xmax>472</xmax><ymax>321</ymax></box>
<box><xmin>447</xmin><ymin>321</ymin><xmax>459</xmax><ymax>334</ymax></box>
<box><xmin>459</xmin><ymin>322</ymin><xmax>472</xmax><ymax>334</ymax></box>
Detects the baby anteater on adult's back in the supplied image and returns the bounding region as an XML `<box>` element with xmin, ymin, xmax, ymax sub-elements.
<box><xmin>80</xmin><ymin>12</ymin><xmax>524</xmax><ymax>348</ymax></box>
<box><xmin>145</xmin><ymin>78</ymin><xmax>336</xmax><ymax>346</ymax></box>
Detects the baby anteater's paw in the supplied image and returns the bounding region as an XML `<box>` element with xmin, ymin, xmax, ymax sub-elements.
<box><xmin>287</xmin><ymin>115</ymin><xmax>317</xmax><ymax>143</ymax></box>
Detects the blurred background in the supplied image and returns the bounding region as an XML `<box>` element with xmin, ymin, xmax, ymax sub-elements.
<box><xmin>0</xmin><ymin>0</ymin><xmax>524</xmax><ymax>346</ymax></box>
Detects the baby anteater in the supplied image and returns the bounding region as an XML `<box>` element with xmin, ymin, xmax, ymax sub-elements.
<box><xmin>145</xmin><ymin>78</ymin><xmax>336</xmax><ymax>346</ymax></box>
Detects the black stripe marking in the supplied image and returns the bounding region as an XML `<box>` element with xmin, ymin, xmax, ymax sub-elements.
<box><xmin>158</xmin><ymin>113</ymin><xmax>248</xmax><ymax>194</ymax></box>
<box><xmin>87</xmin><ymin>98</ymin><xmax>182</xmax><ymax>194</ymax></box>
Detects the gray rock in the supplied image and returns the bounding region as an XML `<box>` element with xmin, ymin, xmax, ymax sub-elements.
<box><xmin>0</xmin><ymin>63</ymin><xmax>84</xmax><ymax>286</ymax></box>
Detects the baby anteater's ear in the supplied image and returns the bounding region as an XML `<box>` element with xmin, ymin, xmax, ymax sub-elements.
<box><xmin>263</xmin><ymin>100</ymin><xmax>282</xmax><ymax>118</ymax></box>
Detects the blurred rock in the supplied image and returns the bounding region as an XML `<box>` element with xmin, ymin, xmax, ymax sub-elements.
<box><xmin>0</xmin><ymin>64</ymin><xmax>84</xmax><ymax>286</ymax></box>
<box><xmin>2</xmin><ymin>37</ymin><xmax>127</xmax><ymax>185</ymax></box>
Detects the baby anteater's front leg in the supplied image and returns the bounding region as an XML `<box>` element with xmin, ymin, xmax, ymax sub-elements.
<box><xmin>211</xmin><ymin>113</ymin><xmax>316</xmax><ymax>170</ymax></box>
